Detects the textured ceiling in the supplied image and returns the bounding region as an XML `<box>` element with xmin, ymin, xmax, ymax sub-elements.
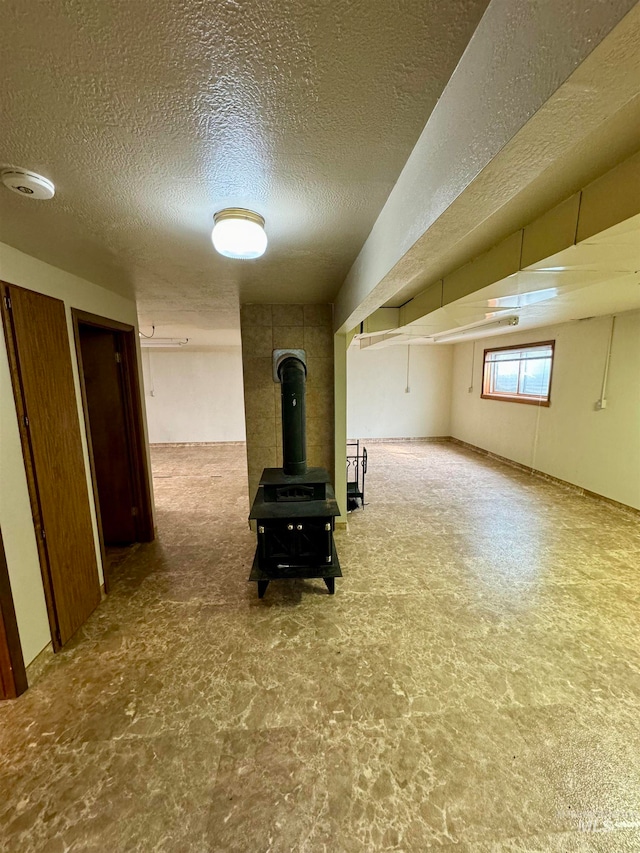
<box><xmin>0</xmin><ymin>0</ymin><xmax>489</xmax><ymax>339</ymax></box>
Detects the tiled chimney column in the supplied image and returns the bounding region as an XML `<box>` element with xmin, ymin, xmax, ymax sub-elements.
<box><xmin>240</xmin><ymin>304</ymin><xmax>335</xmax><ymax>506</ymax></box>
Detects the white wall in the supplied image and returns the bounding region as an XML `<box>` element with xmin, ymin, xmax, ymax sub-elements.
<box><xmin>347</xmin><ymin>344</ymin><xmax>452</xmax><ymax>439</ymax></box>
<box><xmin>450</xmin><ymin>311</ymin><xmax>640</xmax><ymax>509</ymax></box>
<box><xmin>0</xmin><ymin>242</ymin><xmax>148</xmax><ymax>665</ymax></box>
<box><xmin>142</xmin><ymin>348</ymin><xmax>246</xmax><ymax>443</ymax></box>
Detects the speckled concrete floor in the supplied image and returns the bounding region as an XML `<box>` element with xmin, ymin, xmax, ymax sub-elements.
<box><xmin>1</xmin><ymin>441</ymin><xmax>639</xmax><ymax>852</ymax></box>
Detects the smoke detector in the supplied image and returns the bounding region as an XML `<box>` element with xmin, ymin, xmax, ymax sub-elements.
<box><xmin>2</xmin><ymin>169</ymin><xmax>55</xmax><ymax>200</ymax></box>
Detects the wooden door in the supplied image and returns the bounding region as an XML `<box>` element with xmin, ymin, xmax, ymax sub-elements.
<box><xmin>78</xmin><ymin>325</ymin><xmax>137</xmax><ymax>545</ymax></box>
<box><xmin>1</xmin><ymin>283</ymin><xmax>100</xmax><ymax>649</ymax></box>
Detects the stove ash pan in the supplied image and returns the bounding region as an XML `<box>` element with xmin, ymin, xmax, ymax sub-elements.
<box><xmin>248</xmin><ymin>350</ymin><xmax>341</xmax><ymax>598</ymax></box>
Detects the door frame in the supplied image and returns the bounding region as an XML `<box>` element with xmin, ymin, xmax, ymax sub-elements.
<box><xmin>71</xmin><ymin>310</ymin><xmax>154</xmax><ymax>590</ymax></box>
<box><xmin>0</xmin><ymin>527</ymin><xmax>28</xmax><ymax>699</ymax></box>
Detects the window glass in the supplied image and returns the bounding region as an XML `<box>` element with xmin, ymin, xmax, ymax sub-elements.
<box><xmin>482</xmin><ymin>341</ymin><xmax>554</xmax><ymax>405</ymax></box>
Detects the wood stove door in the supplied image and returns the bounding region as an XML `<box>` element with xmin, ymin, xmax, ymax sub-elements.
<box><xmin>259</xmin><ymin>518</ymin><xmax>332</xmax><ymax>568</ymax></box>
<box><xmin>294</xmin><ymin>519</ymin><xmax>332</xmax><ymax>565</ymax></box>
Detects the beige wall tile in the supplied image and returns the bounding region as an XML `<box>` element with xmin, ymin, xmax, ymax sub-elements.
<box><xmin>304</xmin><ymin>325</ymin><xmax>333</xmax><ymax>357</ymax></box>
<box><xmin>242</xmin><ymin>357</ymin><xmax>273</xmax><ymax>388</ymax></box>
<box><xmin>248</xmin><ymin>474</ymin><xmax>262</xmax><ymax>504</ymax></box>
<box><xmin>307</xmin><ymin>416</ymin><xmax>333</xmax><ymax>446</ymax></box>
<box><xmin>247</xmin><ymin>444</ymin><xmax>277</xmax><ymax>500</ymax></box>
<box><xmin>241</xmin><ymin>303</ymin><xmax>335</xmax><ymax>501</ymax></box>
<box><xmin>273</xmin><ymin>326</ymin><xmax>305</xmax><ymax>349</ymax></box>
<box><xmin>241</xmin><ymin>304</ymin><xmax>272</xmax><ymax>326</ymax></box>
<box><xmin>306</xmin><ymin>444</ymin><xmax>323</xmax><ymax>468</ymax></box>
<box><xmin>247</xmin><ymin>443</ymin><xmax>276</xmax><ymax>473</ymax></box>
<box><xmin>243</xmin><ymin>384</ymin><xmax>276</xmax><ymax>421</ymax></box>
<box><xmin>307</xmin><ymin>444</ymin><xmax>334</xmax><ymax>477</ymax></box>
<box><xmin>241</xmin><ymin>325</ymin><xmax>273</xmax><ymax>358</ymax></box>
<box><xmin>306</xmin><ymin>357</ymin><xmax>333</xmax><ymax>388</ymax></box>
<box><xmin>307</xmin><ymin>386</ymin><xmax>334</xmax><ymax>416</ymax></box>
<box><xmin>245</xmin><ymin>415</ymin><xmax>276</xmax><ymax>447</ymax></box>
<box><xmin>319</xmin><ymin>445</ymin><xmax>335</xmax><ymax>479</ymax></box>
<box><xmin>303</xmin><ymin>304</ymin><xmax>332</xmax><ymax>326</ymax></box>
<box><xmin>272</xmin><ymin>304</ymin><xmax>304</xmax><ymax>326</ymax></box>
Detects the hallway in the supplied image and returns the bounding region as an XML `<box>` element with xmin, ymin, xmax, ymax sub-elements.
<box><xmin>1</xmin><ymin>442</ymin><xmax>639</xmax><ymax>851</ymax></box>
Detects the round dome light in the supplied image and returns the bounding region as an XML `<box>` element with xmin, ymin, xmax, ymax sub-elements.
<box><xmin>211</xmin><ymin>208</ymin><xmax>267</xmax><ymax>260</ymax></box>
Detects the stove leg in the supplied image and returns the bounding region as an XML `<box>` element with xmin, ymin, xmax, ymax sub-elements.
<box><xmin>257</xmin><ymin>580</ymin><xmax>269</xmax><ymax>599</ymax></box>
<box><xmin>324</xmin><ymin>577</ymin><xmax>335</xmax><ymax>595</ymax></box>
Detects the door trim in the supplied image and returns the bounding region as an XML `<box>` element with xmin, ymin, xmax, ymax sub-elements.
<box><xmin>71</xmin><ymin>310</ymin><xmax>154</xmax><ymax>590</ymax></box>
<box><xmin>0</xmin><ymin>527</ymin><xmax>28</xmax><ymax>699</ymax></box>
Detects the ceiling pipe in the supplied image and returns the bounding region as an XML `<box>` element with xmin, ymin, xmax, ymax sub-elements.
<box><xmin>430</xmin><ymin>315</ymin><xmax>519</xmax><ymax>343</ymax></box>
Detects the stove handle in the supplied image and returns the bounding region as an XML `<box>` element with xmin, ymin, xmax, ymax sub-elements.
<box><xmin>325</xmin><ymin>521</ymin><xmax>332</xmax><ymax>563</ymax></box>
<box><xmin>258</xmin><ymin>524</ymin><xmax>267</xmax><ymax>560</ymax></box>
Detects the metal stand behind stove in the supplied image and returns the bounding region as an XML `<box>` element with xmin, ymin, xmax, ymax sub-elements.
<box><xmin>249</xmin><ymin>349</ymin><xmax>341</xmax><ymax>598</ymax></box>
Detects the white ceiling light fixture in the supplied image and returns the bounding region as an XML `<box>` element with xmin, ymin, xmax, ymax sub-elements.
<box><xmin>139</xmin><ymin>337</ymin><xmax>189</xmax><ymax>348</ymax></box>
<box><xmin>2</xmin><ymin>168</ymin><xmax>55</xmax><ymax>199</ymax></box>
<box><xmin>431</xmin><ymin>315</ymin><xmax>519</xmax><ymax>343</ymax></box>
<box><xmin>211</xmin><ymin>208</ymin><xmax>267</xmax><ymax>260</ymax></box>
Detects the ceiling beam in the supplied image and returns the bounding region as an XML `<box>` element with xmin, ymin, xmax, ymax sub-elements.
<box><xmin>334</xmin><ymin>0</ymin><xmax>640</xmax><ymax>333</ymax></box>
<box><xmin>380</xmin><ymin>150</ymin><xmax>640</xmax><ymax>334</ymax></box>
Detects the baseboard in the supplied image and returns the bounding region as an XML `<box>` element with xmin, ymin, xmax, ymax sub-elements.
<box><xmin>25</xmin><ymin>641</ymin><xmax>54</xmax><ymax>687</ymax></box>
<box><xmin>150</xmin><ymin>441</ymin><xmax>246</xmax><ymax>447</ymax></box>
<box><xmin>450</xmin><ymin>437</ymin><xmax>639</xmax><ymax>517</ymax></box>
<box><xmin>350</xmin><ymin>436</ymin><xmax>451</xmax><ymax>443</ymax></box>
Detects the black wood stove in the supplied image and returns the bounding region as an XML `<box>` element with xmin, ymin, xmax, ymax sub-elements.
<box><xmin>249</xmin><ymin>349</ymin><xmax>341</xmax><ymax>598</ymax></box>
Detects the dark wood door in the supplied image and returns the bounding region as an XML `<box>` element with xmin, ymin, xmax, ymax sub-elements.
<box><xmin>1</xmin><ymin>283</ymin><xmax>100</xmax><ymax>648</ymax></box>
<box><xmin>78</xmin><ymin>325</ymin><xmax>137</xmax><ymax>545</ymax></box>
<box><xmin>0</xmin><ymin>527</ymin><xmax>27</xmax><ymax>699</ymax></box>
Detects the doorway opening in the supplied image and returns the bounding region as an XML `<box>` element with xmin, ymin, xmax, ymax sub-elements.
<box><xmin>72</xmin><ymin>310</ymin><xmax>154</xmax><ymax>590</ymax></box>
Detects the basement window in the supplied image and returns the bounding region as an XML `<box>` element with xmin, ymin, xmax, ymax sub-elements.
<box><xmin>482</xmin><ymin>341</ymin><xmax>555</xmax><ymax>406</ymax></box>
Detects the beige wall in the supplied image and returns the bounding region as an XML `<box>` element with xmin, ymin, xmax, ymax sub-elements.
<box><xmin>141</xmin><ymin>348</ymin><xmax>246</xmax><ymax>443</ymax></box>
<box><xmin>333</xmin><ymin>333</ymin><xmax>348</xmax><ymax>522</ymax></box>
<box><xmin>450</xmin><ymin>310</ymin><xmax>640</xmax><ymax>509</ymax></box>
<box><xmin>240</xmin><ymin>304</ymin><xmax>334</xmax><ymax>505</ymax></box>
<box><xmin>347</xmin><ymin>344</ymin><xmax>452</xmax><ymax>439</ymax></box>
<box><xmin>0</xmin><ymin>242</ymin><xmax>149</xmax><ymax>665</ymax></box>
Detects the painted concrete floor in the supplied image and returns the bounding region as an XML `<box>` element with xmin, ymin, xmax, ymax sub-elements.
<box><xmin>1</xmin><ymin>441</ymin><xmax>639</xmax><ymax>852</ymax></box>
